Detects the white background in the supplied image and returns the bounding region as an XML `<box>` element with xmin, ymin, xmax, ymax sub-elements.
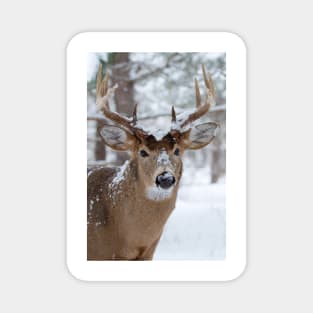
<box><xmin>0</xmin><ymin>0</ymin><xmax>312</xmax><ymax>312</ymax></box>
<box><xmin>67</xmin><ymin>32</ymin><xmax>245</xmax><ymax>281</ymax></box>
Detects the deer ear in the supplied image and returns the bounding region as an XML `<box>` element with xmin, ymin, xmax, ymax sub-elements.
<box><xmin>98</xmin><ymin>124</ymin><xmax>135</xmax><ymax>151</ymax></box>
<box><xmin>182</xmin><ymin>122</ymin><xmax>219</xmax><ymax>150</ymax></box>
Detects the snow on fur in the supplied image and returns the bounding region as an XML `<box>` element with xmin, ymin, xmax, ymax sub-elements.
<box><xmin>110</xmin><ymin>160</ymin><xmax>130</xmax><ymax>190</ymax></box>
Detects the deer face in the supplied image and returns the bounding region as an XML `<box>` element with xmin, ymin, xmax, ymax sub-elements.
<box><xmin>96</xmin><ymin>63</ymin><xmax>218</xmax><ymax>200</ymax></box>
<box><xmin>99</xmin><ymin>122</ymin><xmax>218</xmax><ymax>200</ymax></box>
<box><xmin>136</xmin><ymin>134</ymin><xmax>182</xmax><ymax>199</ymax></box>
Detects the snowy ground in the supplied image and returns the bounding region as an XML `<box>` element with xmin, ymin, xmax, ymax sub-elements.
<box><xmin>154</xmin><ymin>183</ymin><xmax>225</xmax><ymax>260</ymax></box>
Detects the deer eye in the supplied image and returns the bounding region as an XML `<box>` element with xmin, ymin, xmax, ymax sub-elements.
<box><xmin>140</xmin><ymin>150</ymin><xmax>149</xmax><ymax>157</ymax></box>
<box><xmin>174</xmin><ymin>148</ymin><xmax>180</xmax><ymax>156</ymax></box>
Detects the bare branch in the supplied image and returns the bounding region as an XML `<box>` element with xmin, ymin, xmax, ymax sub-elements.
<box><xmin>88</xmin><ymin>105</ymin><xmax>225</xmax><ymax>124</ymax></box>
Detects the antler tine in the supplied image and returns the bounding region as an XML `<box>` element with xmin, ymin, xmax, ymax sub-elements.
<box><xmin>201</xmin><ymin>63</ymin><xmax>215</xmax><ymax>100</ymax></box>
<box><xmin>96</xmin><ymin>63</ymin><xmax>136</xmax><ymax>133</ymax></box>
<box><xmin>96</xmin><ymin>63</ymin><xmax>110</xmax><ymax>112</ymax></box>
<box><xmin>171</xmin><ymin>106</ymin><xmax>177</xmax><ymax>123</ymax></box>
<box><xmin>179</xmin><ymin>65</ymin><xmax>215</xmax><ymax>129</ymax></box>
<box><xmin>96</xmin><ymin>63</ymin><xmax>109</xmax><ymax>109</ymax></box>
<box><xmin>194</xmin><ymin>78</ymin><xmax>201</xmax><ymax>108</ymax></box>
<box><xmin>96</xmin><ymin>63</ymin><xmax>103</xmax><ymax>97</ymax></box>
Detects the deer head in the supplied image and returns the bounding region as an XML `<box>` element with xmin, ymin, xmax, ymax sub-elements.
<box><xmin>95</xmin><ymin>64</ymin><xmax>218</xmax><ymax>201</ymax></box>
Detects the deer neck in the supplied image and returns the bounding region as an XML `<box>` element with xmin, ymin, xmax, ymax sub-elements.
<box><xmin>112</xmin><ymin>159</ymin><xmax>177</xmax><ymax>246</ymax></box>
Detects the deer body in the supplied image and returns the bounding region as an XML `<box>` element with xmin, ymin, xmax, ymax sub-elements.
<box><xmin>88</xmin><ymin>160</ymin><xmax>180</xmax><ymax>260</ymax></box>
<box><xmin>87</xmin><ymin>64</ymin><xmax>218</xmax><ymax>260</ymax></box>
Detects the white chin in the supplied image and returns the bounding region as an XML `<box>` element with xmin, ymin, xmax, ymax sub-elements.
<box><xmin>146</xmin><ymin>185</ymin><xmax>173</xmax><ymax>201</ymax></box>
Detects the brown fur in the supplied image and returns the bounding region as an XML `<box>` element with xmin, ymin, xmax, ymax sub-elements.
<box><xmin>87</xmin><ymin>158</ymin><xmax>181</xmax><ymax>260</ymax></box>
<box><xmin>88</xmin><ymin>64</ymin><xmax>218</xmax><ymax>260</ymax></box>
<box><xmin>87</xmin><ymin>126</ymin><xmax>217</xmax><ymax>260</ymax></box>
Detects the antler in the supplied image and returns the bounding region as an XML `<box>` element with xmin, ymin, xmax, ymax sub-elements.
<box><xmin>96</xmin><ymin>63</ymin><xmax>215</xmax><ymax>139</ymax></box>
<box><xmin>172</xmin><ymin>64</ymin><xmax>215</xmax><ymax>129</ymax></box>
<box><xmin>96</xmin><ymin>63</ymin><xmax>138</xmax><ymax>133</ymax></box>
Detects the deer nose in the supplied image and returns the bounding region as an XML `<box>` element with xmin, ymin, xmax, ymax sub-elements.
<box><xmin>156</xmin><ymin>172</ymin><xmax>176</xmax><ymax>189</ymax></box>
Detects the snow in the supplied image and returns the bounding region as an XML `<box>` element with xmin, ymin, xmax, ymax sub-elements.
<box><xmin>133</xmin><ymin>116</ymin><xmax>188</xmax><ymax>141</ymax></box>
<box><xmin>146</xmin><ymin>185</ymin><xmax>174</xmax><ymax>201</ymax></box>
<box><xmin>152</xmin><ymin>129</ymin><xmax>168</xmax><ymax>141</ymax></box>
<box><xmin>133</xmin><ymin>110</ymin><xmax>194</xmax><ymax>141</ymax></box>
<box><xmin>154</xmin><ymin>183</ymin><xmax>225</xmax><ymax>260</ymax></box>
<box><xmin>171</xmin><ymin>109</ymin><xmax>196</xmax><ymax>132</ymax></box>
<box><xmin>110</xmin><ymin>160</ymin><xmax>129</xmax><ymax>188</ymax></box>
<box><xmin>160</xmin><ymin>172</ymin><xmax>172</xmax><ymax>179</ymax></box>
<box><xmin>87</xmin><ymin>52</ymin><xmax>226</xmax><ymax>260</ymax></box>
<box><xmin>87</xmin><ymin>52</ymin><xmax>108</xmax><ymax>81</ymax></box>
<box><xmin>134</xmin><ymin>120</ymin><xmax>169</xmax><ymax>141</ymax></box>
<box><xmin>89</xmin><ymin>199</ymin><xmax>94</xmax><ymax>211</ymax></box>
<box><xmin>87</xmin><ymin>169</ymin><xmax>94</xmax><ymax>178</ymax></box>
<box><xmin>157</xmin><ymin>149</ymin><xmax>169</xmax><ymax>166</ymax></box>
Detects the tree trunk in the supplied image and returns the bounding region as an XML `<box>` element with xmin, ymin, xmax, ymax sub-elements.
<box><xmin>209</xmin><ymin>109</ymin><xmax>226</xmax><ymax>183</ymax></box>
<box><xmin>94</xmin><ymin>133</ymin><xmax>106</xmax><ymax>160</ymax></box>
<box><xmin>111</xmin><ymin>53</ymin><xmax>135</xmax><ymax>165</ymax></box>
<box><xmin>111</xmin><ymin>53</ymin><xmax>135</xmax><ymax>115</ymax></box>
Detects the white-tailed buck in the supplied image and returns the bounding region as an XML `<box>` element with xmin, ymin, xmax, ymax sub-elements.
<box><xmin>88</xmin><ymin>64</ymin><xmax>218</xmax><ymax>260</ymax></box>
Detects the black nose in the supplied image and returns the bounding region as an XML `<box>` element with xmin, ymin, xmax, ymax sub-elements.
<box><xmin>156</xmin><ymin>172</ymin><xmax>176</xmax><ymax>189</ymax></box>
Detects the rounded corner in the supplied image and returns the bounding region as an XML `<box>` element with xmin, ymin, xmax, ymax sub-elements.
<box><xmin>226</xmin><ymin>259</ymin><xmax>247</xmax><ymax>282</ymax></box>
<box><xmin>66</xmin><ymin>259</ymin><xmax>89</xmax><ymax>283</ymax></box>
<box><xmin>223</xmin><ymin>31</ymin><xmax>247</xmax><ymax>52</ymax></box>
<box><xmin>66</xmin><ymin>31</ymin><xmax>90</xmax><ymax>52</ymax></box>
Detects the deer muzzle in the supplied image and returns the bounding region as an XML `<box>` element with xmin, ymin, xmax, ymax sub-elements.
<box><xmin>155</xmin><ymin>171</ymin><xmax>176</xmax><ymax>189</ymax></box>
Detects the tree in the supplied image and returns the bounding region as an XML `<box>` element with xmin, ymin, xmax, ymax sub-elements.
<box><xmin>87</xmin><ymin>53</ymin><xmax>226</xmax><ymax>183</ymax></box>
<box><xmin>111</xmin><ymin>53</ymin><xmax>135</xmax><ymax>164</ymax></box>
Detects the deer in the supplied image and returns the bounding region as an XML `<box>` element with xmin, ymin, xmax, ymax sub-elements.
<box><xmin>87</xmin><ymin>64</ymin><xmax>219</xmax><ymax>260</ymax></box>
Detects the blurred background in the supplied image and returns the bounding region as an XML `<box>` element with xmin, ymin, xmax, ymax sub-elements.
<box><xmin>87</xmin><ymin>53</ymin><xmax>226</xmax><ymax>260</ymax></box>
